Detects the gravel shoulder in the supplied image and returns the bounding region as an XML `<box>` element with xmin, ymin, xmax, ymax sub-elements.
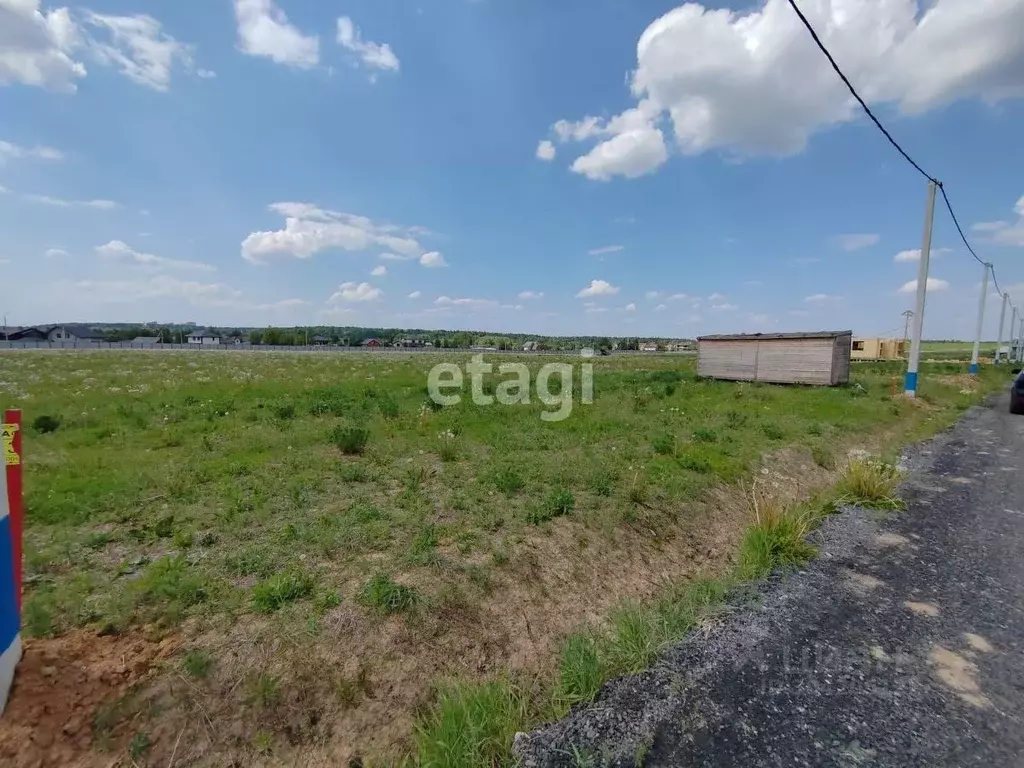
<box><xmin>517</xmin><ymin>399</ymin><xmax>1024</xmax><ymax>767</ymax></box>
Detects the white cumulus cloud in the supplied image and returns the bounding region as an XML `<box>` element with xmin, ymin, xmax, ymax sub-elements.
<box><xmin>407</xmin><ymin>290</ymin><xmax>421</xmax><ymax>299</ymax></box>
<box><xmin>535</xmin><ymin>140</ymin><xmax>556</xmax><ymax>161</ymax></box>
<box><xmin>542</xmin><ymin>0</ymin><xmax>1024</xmax><ymax>180</ymax></box>
<box><xmin>241</xmin><ymin>202</ymin><xmax>423</xmax><ymax>262</ymax></box>
<box><xmin>328</xmin><ymin>281</ymin><xmax>382</xmax><ymax>302</ymax></box>
<box><xmin>518</xmin><ymin>290</ymin><xmax>544</xmax><ymax>300</ymax></box>
<box><xmin>0</xmin><ymin>0</ymin><xmax>85</xmax><ymax>92</ymax></box>
<box><xmin>576</xmin><ymin>279</ymin><xmax>620</xmax><ymax>298</ymax></box>
<box><xmin>898</xmin><ymin>277</ymin><xmax>950</xmax><ymax>294</ymax></box>
<box><xmin>435</xmin><ymin>296</ymin><xmax>498</xmax><ymax>308</ymax></box>
<box><xmin>234</xmin><ymin>0</ymin><xmax>319</xmax><ymax>69</ymax></box>
<box><xmin>0</xmin><ymin>139</ymin><xmax>63</xmax><ymax>164</ymax></box>
<box><xmin>336</xmin><ymin>16</ymin><xmax>399</xmax><ymax>73</ymax></box>
<box><xmin>588</xmin><ymin>244</ymin><xmax>624</xmax><ymax>256</ymax></box>
<box><xmin>419</xmin><ymin>251</ymin><xmax>447</xmax><ymax>268</ymax></box>
<box><xmin>95</xmin><ymin>240</ymin><xmax>214</xmax><ymax>272</ymax></box>
<box><xmin>76</xmin><ymin>274</ymin><xmax>242</xmax><ymax>305</ymax></box>
<box><xmin>370</xmin><ymin>265</ymin><xmax>387</xmax><ymax>276</ymax></box>
<box><xmin>83</xmin><ymin>11</ymin><xmax>197</xmax><ymax>91</ymax></box>
<box><xmin>25</xmin><ymin>194</ymin><xmax>117</xmax><ymax>209</ymax></box>
<box><xmin>972</xmin><ymin>195</ymin><xmax>1024</xmax><ymax>246</ymax></box>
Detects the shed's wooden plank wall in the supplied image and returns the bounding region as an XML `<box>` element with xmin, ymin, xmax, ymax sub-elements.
<box><xmin>698</xmin><ymin>336</ymin><xmax>851</xmax><ymax>386</ymax></box>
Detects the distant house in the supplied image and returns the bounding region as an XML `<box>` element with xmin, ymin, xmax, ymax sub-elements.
<box><xmin>639</xmin><ymin>341</ymin><xmax>658</xmax><ymax>353</ymax></box>
<box><xmin>187</xmin><ymin>329</ymin><xmax>222</xmax><ymax>346</ymax></box>
<box><xmin>362</xmin><ymin>338</ymin><xmax>382</xmax><ymax>348</ymax></box>
<box><xmin>47</xmin><ymin>325</ymin><xmax>102</xmax><ymax>342</ymax></box>
<box><xmin>522</xmin><ymin>341</ymin><xmax>538</xmax><ymax>352</ymax></box>
<box><xmin>311</xmin><ymin>335</ymin><xmax>330</xmax><ymax>346</ymax></box>
<box><xmin>851</xmin><ymin>337</ymin><xmax>906</xmax><ymax>361</ymax></box>
<box><xmin>8</xmin><ymin>327</ymin><xmax>47</xmax><ymax>341</ymax></box>
<box><xmin>131</xmin><ymin>336</ymin><xmax>160</xmax><ymax>346</ymax></box>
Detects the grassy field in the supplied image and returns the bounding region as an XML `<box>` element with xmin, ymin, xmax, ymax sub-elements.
<box><xmin>0</xmin><ymin>350</ymin><xmax>1009</xmax><ymax>766</ymax></box>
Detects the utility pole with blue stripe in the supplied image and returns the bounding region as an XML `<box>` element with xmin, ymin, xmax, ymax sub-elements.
<box><xmin>905</xmin><ymin>179</ymin><xmax>938</xmax><ymax>398</ymax></box>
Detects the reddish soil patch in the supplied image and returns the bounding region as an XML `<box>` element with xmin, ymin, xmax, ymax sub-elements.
<box><xmin>0</xmin><ymin>630</ymin><xmax>177</xmax><ymax>768</ymax></box>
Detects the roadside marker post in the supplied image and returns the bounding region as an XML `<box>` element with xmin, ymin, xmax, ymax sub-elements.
<box><xmin>1</xmin><ymin>409</ymin><xmax>23</xmax><ymax>715</ymax></box>
<box><xmin>969</xmin><ymin>263</ymin><xmax>990</xmax><ymax>375</ymax></box>
<box><xmin>905</xmin><ymin>179</ymin><xmax>937</xmax><ymax>397</ymax></box>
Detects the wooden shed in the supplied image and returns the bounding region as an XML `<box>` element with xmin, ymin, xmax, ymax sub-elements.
<box><xmin>697</xmin><ymin>331</ymin><xmax>852</xmax><ymax>386</ymax></box>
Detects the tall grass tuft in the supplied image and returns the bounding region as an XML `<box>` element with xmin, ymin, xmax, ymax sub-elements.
<box><xmin>834</xmin><ymin>459</ymin><xmax>905</xmax><ymax>509</ymax></box>
<box><xmin>415</xmin><ymin>680</ymin><xmax>526</xmax><ymax>768</ymax></box>
<box><xmin>738</xmin><ymin>482</ymin><xmax>816</xmax><ymax>579</ymax></box>
<box><xmin>554</xmin><ymin>634</ymin><xmax>603</xmax><ymax>709</ymax></box>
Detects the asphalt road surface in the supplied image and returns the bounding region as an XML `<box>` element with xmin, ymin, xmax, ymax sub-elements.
<box><xmin>518</xmin><ymin>399</ymin><xmax>1024</xmax><ymax>767</ymax></box>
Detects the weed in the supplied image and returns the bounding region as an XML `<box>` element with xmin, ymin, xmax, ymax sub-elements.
<box><xmin>357</xmin><ymin>572</ymin><xmax>420</xmax><ymax>614</ymax></box>
<box><xmin>738</xmin><ymin>483</ymin><xmax>817</xmax><ymax>579</ymax></box>
<box><xmin>172</xmin><ymin>529</ymin><xmax>194</xmax><ymax>550</ymax></box>
<box><xmin>408</xmin><ymin>526</ymin><xmax>442</xmax><ymax>568</ymax></box>
<box><xmin>32</xmin><ymin>414</ymin><xmax>61</xmax><ymax>434</ymax></box>
<box><xmin>378</xmin><ymin>395</ymin><xmax>400</xmax><ymax>419</ymax></box>
<box><xmin>224</xmin><ymin>548</ymin><xmax>274</xmax><ymax>577</ymax></box>
<box><xmin>651</xmin><ymin>431</ymin><xmax>676</xmax><ymax>456</ymax></box>
<box><xmin>835</xmin><ymin>459</ymin><xmax>905</xmax><ymax>509</ymax></box>
<box><xmin>414</xmin><ymin>680</ymin><xmax>525</xmax><ymax>768</ymax></box>
<box><xmin>128</xmin><ymin>732</ymin><xmax>151</xmax><ymax>760</ymax></box>
<box><xmin>183</xmin><ymin>649</ymin><xmax>213</xmax><ymax>679</ymax></box>
<box><xmin>528</xmin><ymin>488</ymin><xmax>575</xmax><ymax>524</ymax></box>
<box><xmin>590</xmin><ymin>471</ymin><xmax>613</xmax><ymax>497</ymax></box>
<box><xmin>252</xmin><ymin>571</ymin><xmax>315</xmax><ymax>613</ymax></box>
<box><xmin>252</xmin><ymin>730</ymin><xmax>274</xmax><ymax>754</ymax></box>
<box><xmin>627</xmin><ymin>472</ymin><xmax>648</xmax><ymax>504</ymax></box>
<box><xmin>811</xmin><ymin>445</ymin><xmax>836</xmax><ymax>471</ymax></box>
<box><xmin>724</xmin><ymin>410</ymin><xmax>747</xmax><ymax>428</ymax></box>
<box><xmin>692</xmin><ymin>428</ymin><xmax>718</xmax><ymax>443</ymax></box>
<box><xmin>247</xmin><ymin>673</ymin><xmax>280</xmax><ymax>707</ymax></box>
<box><xmin>494</xmin><ymin>466</ymin><xmax>525</xmax><ymax>495</ymax></box>
<box><xmin>331</xmin><ymin>424</ymin><xmax>370</xmax><ymax>455</ymax></box>
<box><xmin>555</xmin><ymin>634</ymin><xmax>603</xmax><ymax>707</ymax></box>
<box><xmin>313</xmin><ymin>590</ymin><xmax>342</xmax><ymax>614</ymax></box>
<box><xmin>126</xmin><ymin>555</ymin><xmax>208</xmax><ymax>625</ymax></box>
<box><xmin>605</xmin><ymin>603</ymin><xmax>660</xmax><ymax>674</ymax></box>
<box><xmin>339</xmin><ymin>462</ymin><xmax>367</xmax><ymax>483</ymax></box>
<box><xmin>273</xmin><ymin>403</ymin><xmax>296</xmax><ymax>420</ymax></box>
<box><xmin>437</xmin><ymin>432</ymin><xmax>459</xmax><ymax>462</ymax></box>
<box><xmin>761</xmin><ymin>422</ymin><xmax>785</xmax><ymax>440</ymax></box>
<box><xmin>678</xmin><ymin>452</ymin><xmax>711</xmax><ymax>474</ymax></box>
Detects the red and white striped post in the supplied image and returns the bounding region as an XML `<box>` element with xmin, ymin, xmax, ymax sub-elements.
<box><xmin>1</xmin><ymin>409</ymin><xmax>23</xmax><ymax>714</ymax></box>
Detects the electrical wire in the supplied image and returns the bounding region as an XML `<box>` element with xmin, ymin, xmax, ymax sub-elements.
<box><xmin>784</xmin><ymin>0</ymin><xmax>936</xmax><ymax>184</ymax></box>
<box><xmin>785</xmin><ymin>0</ymin><xmax>1014</xmax><ymax>311</ymax></box>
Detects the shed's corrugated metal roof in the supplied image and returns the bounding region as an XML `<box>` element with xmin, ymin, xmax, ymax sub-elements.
<box><xmin>697</xmin><ymin>330</ymin><xmax>852</xmax><ymax>341</ymax></box>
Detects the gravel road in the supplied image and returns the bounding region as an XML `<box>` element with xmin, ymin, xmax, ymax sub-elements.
<box><xmin>517</xmin><ymin>399</ymin><xmax>1024</xmax><ymax>767</ymax></box>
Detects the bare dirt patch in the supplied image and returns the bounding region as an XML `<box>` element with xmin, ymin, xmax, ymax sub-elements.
<box><xmin>0</xmin><ymin>630</ymin><xmax>177</xmax><ymax>768</ymax></box>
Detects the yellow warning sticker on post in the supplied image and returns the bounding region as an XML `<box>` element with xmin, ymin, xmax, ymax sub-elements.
<box><xmin>2</xmin><ymin>423</ymin><xmax>19</xmax><ymax>467</ymax></box>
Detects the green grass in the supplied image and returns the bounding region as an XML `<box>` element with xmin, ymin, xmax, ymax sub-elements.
<box><xmin>357</xmin><ymin>572</ymin><xmax>420</xmax><ymax>614</ymax></box>
<box><xmin>0</xmin><ymin>350</ymin><xmax>1008</xmax><ymax>763</ymax></box>
<box><xmin>415</xmin><ymin>680</ymin><xmax>526</xmax><ymax>768</ymax></box>
<box><xmin>252</xmin><ymin>571</ymin><xmax>315</xmax><ymax>613</ymax></box>
<box><xmin>834</xmin><ymin>459</ymin><xmax>907</xmax><ymax>510</ymax></box>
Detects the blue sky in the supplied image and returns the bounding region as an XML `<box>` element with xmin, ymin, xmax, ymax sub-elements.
<box><xmin>1</xmin><ymin>0</ymin><xmax>1023</xmax><ymax>338</ymax></box>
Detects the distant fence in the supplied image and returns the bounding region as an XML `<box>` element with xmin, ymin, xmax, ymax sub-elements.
<box><xmin>0</xmin><ymin>341</ymin><xmax>695</xmax><ymax>356</ymax></box>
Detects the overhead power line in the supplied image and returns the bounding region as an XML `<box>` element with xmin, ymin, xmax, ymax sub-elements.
<box><xmin>784</xmin><ymin>0</ymin><xmax>935</xmax><ymax>184</ymax></box>
<box><xmin>785</xmin><ymin>0</ymin><xmax>1010</xmax><ymax>302</ymax></box>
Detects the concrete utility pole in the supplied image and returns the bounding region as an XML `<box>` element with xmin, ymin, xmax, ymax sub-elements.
<box><xmin>995</xmin><ymin>293</ymin><xmax>1009</xmax><ymax>365</ymax></box>
<box><xmin>905</xmin><ymin>179</ymin><xmax>938</xmax><ymax>397</ymax></box>
<box><xmin>1019</xmin><ymin>317</ymin><xmax>1024</xmax><ymax>363</ymax></box>
<box><xmin>1012</xmin><ymin>307</ymin><xmax>1019</xmax><ymax>366</ymax></box>
<box><xmin>901</xmin><ymin>309</ymin><xmax>914</xmax><ymax>355</ymax></box>
<box><xmin>969</xmin><ymin>263</ymin><xmax>991</xmax><ymax>375</ymax></box>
